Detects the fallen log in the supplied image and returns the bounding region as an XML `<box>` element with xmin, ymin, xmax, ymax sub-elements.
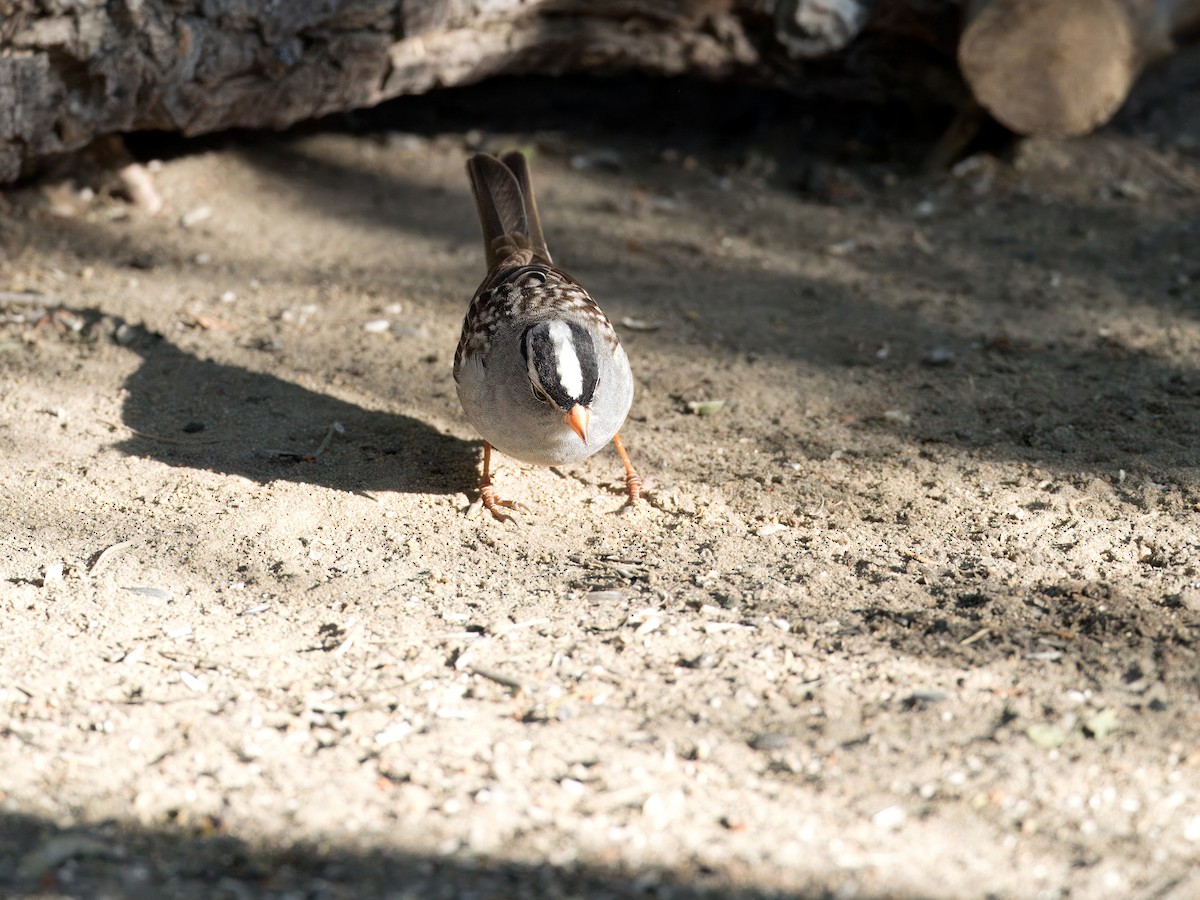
<box><xmin>2</xmin><ymin>0</ymin><xmax>1197</xmax><ymax>183</ymax></box>
<box><xmin>958</xmin><ymin>0</ymin><xmax>1200</xmax><ymax>137</ymax></box>
<box><xmin>0</xmin><ymin>0</ymin><xmax>964</xmax><ymax>183</ymax></box>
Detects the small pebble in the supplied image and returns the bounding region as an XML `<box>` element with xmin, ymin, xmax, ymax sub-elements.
<box><xmin>749</xmin><ymin>732</ymin><xmax>790</xmax><ymax>751</ymax></box>
<box><xmin>619</xmin><ymin>317</ymin><xmax>660</xmax><ymax>332</ymax></box>
<box><xmin>907</xmin><ymin>689</ymin><xmax>947</xmax><ymax>705</ymax></box>
<box><xmin>686</xmin><ymin>400</ymin><xmax>726</xmax><ymax>416</ymax></box>
<box><xmin>1110</xmin><ymin>180</ymin><xmax>1148</xmax><ymax>201</ymax></box>
<box><xmin>118</xmin><ymin>162</ymin><xmax>163</xmax><ymax>215</ymax></box>
<box><xmin>1084</xmin><ymin>708</ymin><xmax>1119</xmax><ymax>740</ymax></box>
<box><xmin>587</xmin><ymin>590</ymin><xmax>624</xmax><ymax>603</ymax></box>
<box><xmin>951</xmin><ymin>155</ymin><xmax>986</xmax><ymax>178</ymax></box>
<box><xmin>375</xmin><ymin>721</ymin><xmax>414</xmax><ymax>746</ymax></box>
<box><xmin>570</xmin><ymin>149</ymin><xmax>623</xmax><ymax>171</ymax></box>
<box><xmin>178</xmin><ymin>671</ymin><xmax>207</xmax><ymax>692</ymax></box>
<box><xmin>559</xmin><ymin>778</ymin><xmax>586</xmax><ymax>797</ymax></box>
<box><xmin>386</xmin><ymin>133</ymin><xmax>427</xmax><ymax>151</ymax></box>
<box><xmin>363</xmin><ymin>319</ymin><xmax>391</xmax><ymax>333</ymax></box>
<box><xmin>633</xmin><ymin>617</ymin><xmax>661</xmax><ymax>636</ymax></box>
<box><xmin>114</xmin><ymin>323</ymin><xmax>137</xmax><ymax>345</ymax></box>
<box><xmin>126</xmin><ymin>586</ymin><xmax>173</xmax><ymax>601</ymax></box>
<box><xmin>1184</xmin><ymin>816</ymin><xmax>1200</xmax><ymax>842</ymax></box>
<box><xmin>180</xmin><ymin>205</ymin><xmax>213</xmax><ymax>228</ymax></box>
<box><xmin>872</xmin><ymin>805</ymin><xmax>907</xmax><ymax>830</ymax></box>
<box><xmin>1027</xmin><ymin>723</ymin><xmax>1067</xmax><ymax>749</ymax></box>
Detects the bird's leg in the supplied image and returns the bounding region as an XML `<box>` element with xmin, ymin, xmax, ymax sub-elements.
<box><xmin>478</xmin><ymin>441</ymin><xmax>523</xmax><ymax>522</ymax></box>
<box><xmin>612</xmin><ymin>433</ymin><xmax>642</xmax><ymax>504</ymax></box>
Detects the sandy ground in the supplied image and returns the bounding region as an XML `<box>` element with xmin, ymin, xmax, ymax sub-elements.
<box><xmin>2</xmin><ymin>76</ymin><xmax>1200</xmax><ymax>898</ymax></box>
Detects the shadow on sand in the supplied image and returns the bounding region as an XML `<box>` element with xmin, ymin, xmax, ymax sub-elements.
<box><xmin>90</xmin><ymin>313</ymin><xmax>475</xmax><ymax>496</ymax></box>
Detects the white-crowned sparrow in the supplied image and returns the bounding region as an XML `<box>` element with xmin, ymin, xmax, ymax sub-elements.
<box><xmin>454</xmin><ymin>151</ymin><xmax>641</xmax><ymax>520</ymax></box>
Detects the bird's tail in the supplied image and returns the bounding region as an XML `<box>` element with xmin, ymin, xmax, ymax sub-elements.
<box><xmin>466</xmin><ymin>151</ymin><xmax>552</xmax><ymax>270</ymax></box>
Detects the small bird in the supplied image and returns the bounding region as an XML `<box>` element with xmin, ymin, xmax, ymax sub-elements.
<box><xmin>454</xmin><ymin>151</ymin><xmax>641</xmax><ymax>521</ymax></box>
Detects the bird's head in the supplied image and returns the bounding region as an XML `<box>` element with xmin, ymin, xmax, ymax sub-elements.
<box><xmin>520</xmin><ymin>319</ymin><xmax>599</xmax><ymax>443</ymax></box>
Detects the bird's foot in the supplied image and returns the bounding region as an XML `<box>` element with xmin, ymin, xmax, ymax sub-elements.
<box><xmin>478</xmin><ymin>483</ymin><xmax>526</xmax><ymax>524</ymax></box>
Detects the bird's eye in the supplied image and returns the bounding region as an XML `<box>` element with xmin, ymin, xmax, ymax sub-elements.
<box><xmin>530</xmin><ymin>381</ymin><xmax>551</xmax><ymax>404</ymax></box>
<box><xmin>521</xmin><ymin>271</ymin><xmax>547</xmax><ymax>286</ymax></box>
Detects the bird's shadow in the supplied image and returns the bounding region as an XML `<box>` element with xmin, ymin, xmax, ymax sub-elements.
<box><xmin>97</xmin><ymin>314</ymin><xmax>474</xmax><ymax>495</ymax></box>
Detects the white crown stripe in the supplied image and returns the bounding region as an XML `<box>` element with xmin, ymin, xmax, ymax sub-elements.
<box><xmin>547</xmin><ymin>320</ymin><xmax>584</xmax><ymax>399</ymax></box>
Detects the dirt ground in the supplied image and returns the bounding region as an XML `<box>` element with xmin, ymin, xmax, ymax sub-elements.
<box><xmin>2</xmin><ymin>74</ymin><xmax>1200</xmax><ymax>898</ymax></box>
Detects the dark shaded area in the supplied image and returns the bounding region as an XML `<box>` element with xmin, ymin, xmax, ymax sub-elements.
<box><xmin>71</xmin><ymin>312</ymin><xmax>475</xmax><ymax>495</ymax></box>
<box><xmin>122</xmin><ymin>73</ymin><xmax>983</xmax><ymax>174</ymax></box>
<box><xmin>0</xmin><ymin>811</ymin><xmax>842</xmax><ymax>900</ymax></box>
<box><xmin>852</xmin><ymin>578</ymin><xmax>1200</xmax><ymax>681</ymax></box>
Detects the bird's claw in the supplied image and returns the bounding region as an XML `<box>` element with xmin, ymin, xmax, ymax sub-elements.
<box><xmin>479</xmin><ymin>484</ymin><xmax>526</xmax><ymax>523</ymax></box>
<box><xmin>623</xmin><ymin>470</ymin><xmax>643</xmax><ymax>505</ymax></box>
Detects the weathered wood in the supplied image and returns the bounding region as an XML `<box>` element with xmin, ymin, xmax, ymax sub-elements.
<box><xmin>5</xmin><ymin>0</ymin><xmax>1195</xmax><ymax>181</ymax></box>
<box><xmin>0</xmin><ymin>0</ymin><xmax>976</xmax><ymax>183</ymax></box>
<box><xmin>959</xmin><ymin>0</ymin><xmax>1200</xmax><ymax>137</ymax></box>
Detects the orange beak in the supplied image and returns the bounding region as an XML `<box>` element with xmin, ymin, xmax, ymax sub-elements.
<box><xmin>563</xmin><ymin>404</ymin><xmax>590</xmax><ymax>443</ymax></box>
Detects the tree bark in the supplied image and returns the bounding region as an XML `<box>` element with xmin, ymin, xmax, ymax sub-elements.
<box><xmin>0</xmin><ymin>0</ymin><xmax>971</xmax><ymax>183</ymax></box>
<box><xmin>5</xmin><ymin>0</ymin><xmax>1195</xmax><ymax>182</ymax></box>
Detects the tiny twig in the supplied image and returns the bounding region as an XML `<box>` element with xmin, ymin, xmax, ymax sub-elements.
<box><xmin>99</xmin><ymin>419</ymin><xmax>223</xmax><ymax>445</ymax></box>
<box><xmin>960</xmin><ymin>627</ymin><xmax>991</xmax><ymax>646</ymax></box>
<box><xmin>490</xmin><ymin>617</ymin><xmax>551</xmax><ymax>637</ymax></box>
<box><xmin>468</xmin><ymin>665</ymin><xmax>526</xmax><ymax>694</ymax></box>
<box><xmin>330</xmin><ymin>619</ymin><xmax>361</xmax><ymax>657</ymax></box>
<box><xmin>89</xmin><ymin>540</ymin><xmax>135</xmax><ymax>575</ymax></box>
<box><xmin>0</xmin><ymin>291</ymin><xmax>56</xmax><ymax>306</ymax></box>
<box><xmin>1129</xmin><ymin>142</ymin><xmax>1200</xmax><ymax>194</ymax></box>
<box><xmin>266</xmin><ymin>420</ymin><xmax>345</xmax><ymax>461</ymax></box>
